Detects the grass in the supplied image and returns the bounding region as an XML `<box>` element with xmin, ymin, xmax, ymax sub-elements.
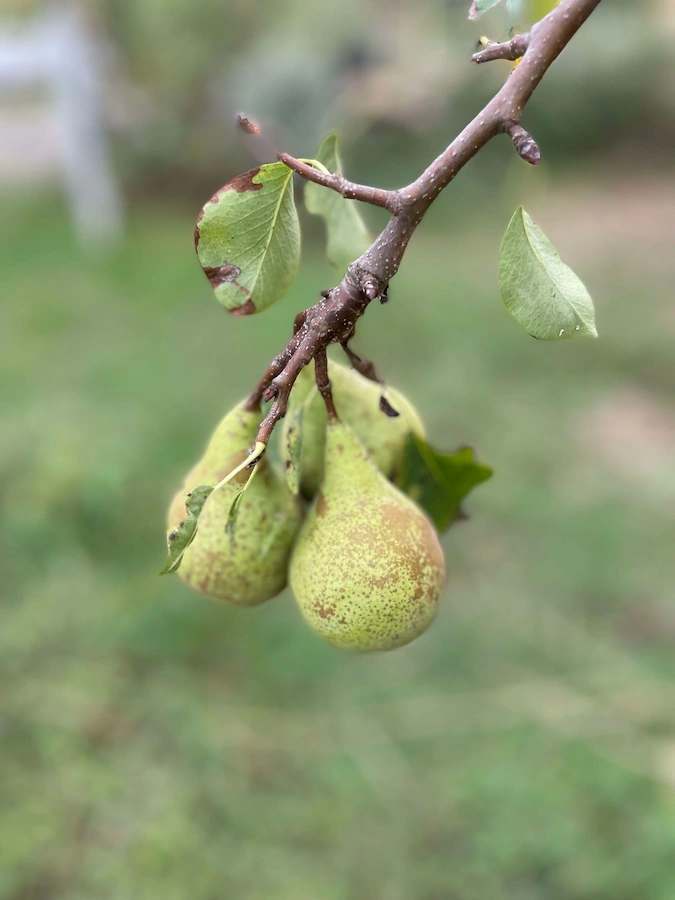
<box><xmin>1</xmin><ymin>177</ymin><xmax>675</xmax><ymax>899</ymax></box>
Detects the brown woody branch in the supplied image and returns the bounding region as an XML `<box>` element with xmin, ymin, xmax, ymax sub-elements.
<box><xmin>277</xmin><ymin>152</ymin><xmax>398</xmax><ymax>212</ymax></box>
<box><xmin>246</xmin><ymin>0</ymin><xmax>602</xmax><ymax>449</ymax></box>
<box><xmin>472</xmin><ymin>33</ymin><xmax>529</xmax><ymax>64</ymax></box>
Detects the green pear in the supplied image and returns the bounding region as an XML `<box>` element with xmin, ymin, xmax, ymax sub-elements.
<box><xmin>289</xmin><ymin>419</ymin><xmax>445</xmax><ymax>651</ymax></box>
<box><xmin>282</xmin><ymin>360</ymin><xmax>425</xmax><ymax>497</ymax></box>
<box><xmin>167</xmin><ymin>401</ymin><xmax>302</xmax><ymax>605</ymax></box>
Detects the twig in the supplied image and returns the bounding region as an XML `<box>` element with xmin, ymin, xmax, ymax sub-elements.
<box><xmin>314</xmin><ymin>350</ymin><xmax>337</xmax><ymax>420</ymax></box>
<box><xmin>277</xmin><ymin>152</ymin><xmax>398</xmax><ymax>212</ymax></box>
<box><xmin>472</xmin><ymin>33</ymin><xmax>529</xmax><ymax>64</ymax></box>
<box><xmin>251</xmin><ymin>0</ymin><xmax>602</xmax><ymax>449</ymax></box>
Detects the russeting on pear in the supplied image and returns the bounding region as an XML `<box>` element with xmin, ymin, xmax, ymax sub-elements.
<box><xmin>289</xmin><ymin>419</ymin><xmax>445</xmax><ymax>650</ymax></box>
<box><xmin>167</xmin><ymin>401</ymin><xmax>302</xmax><ymax>605</ymax></box>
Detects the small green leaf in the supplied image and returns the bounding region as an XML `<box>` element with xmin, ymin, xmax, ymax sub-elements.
<box><xmin>499</xmin><ymin>207</ymin><xmax>598</xmax><ymax>340</ymax></box>
<box><xmin>284</xmin><ymin>401</ymin><xmax>305</xmax><ymax>494</ymax></box>
<box><xmin>160</xmin><ymin>484</ymin><xmax>214</xmax><ymax>574</ymax></box>
<box><xmin>195</xmin><ymin>162</ymin><xmax>300</xmax><ymax>315</ymax></box>
<box><xmin>225</xmin><ymin>455</ymin><xmax>262</xmax><ymax>539</ymax></box>
<box><xmin>305</xmin><ymin>134</ymin><xmax>371</xmax><ymax>273</ymax></box>
<box><xmin>225</xmin><ymin>490</ymin><xmax>245</xmax><ymax>541</ymax></box>
<box><xmin>469</xmin><ymin>0</ymin><xmax>505</xmax><ymax>19</ymax></box>
<box><xmin>395</xmin><ymin>435</ymin><xmax>493</xmax><ymax>533</ymax></box>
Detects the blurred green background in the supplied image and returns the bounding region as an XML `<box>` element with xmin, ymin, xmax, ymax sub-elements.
<box><xmin>2</xmin><ymin>1</ymin><xmax>675</xmax><ymax>898</ymax></box>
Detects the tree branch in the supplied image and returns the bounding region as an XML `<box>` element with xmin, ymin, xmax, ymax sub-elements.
<box><xmin>277</xmin><ymin>153</ymin><xmax>398</xmax><ymax>212</ymax></box>
<box><xmin>252</xmin><ymin>0</ymin><xmax>602</xmax><ymax>449</ymax></box>
<box><xmin>472</xmin><ymin>33</ymin><xmax>529</xmax><ymax>64</ymax></box>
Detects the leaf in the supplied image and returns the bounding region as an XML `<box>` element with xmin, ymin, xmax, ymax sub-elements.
<box><xmin>160</xmin><ymin>485</ymin><xmax>214</xmax><ymax>574</ymax></box>
<box><xmin>506</xmin><ymin>0</ymin><xmax>525</xmax><ymax>22</ymax></box>
<box><xmin>194</xmin><ymin>162</ymin><xmax>300</xmax><ymax>315</ymax></box>
<box><xmin>468</xmin><ymin>0</ymin><xmax>505</xmax><ymax>20</ymax></box>
<box><xmin>225</xmin><ymin>455</ymin><xmax>263</xmax><ymax>539</ymax></box>
<box><xmin>499</xmin><ymin>207</ymin><xmax>598</xmax><ymax>340</ymax></box>
<box><xmin>395</xmin><ymin>435</ymin><xmax>493</xmax><ymax>533</ymax></box>
<box><xmin>284</xmin><ymin>400</ymin><xmax>305</xmax><ymax>495</ymax></box>
<box><xmin>225</xmin><ymin>490</ymin><xmax>245</xmax><ymax>541</ymax></box>
<box><xmin>304</xmin><ymin>134</ymin><xmax>371</xmax><ymax>273</ymax></box>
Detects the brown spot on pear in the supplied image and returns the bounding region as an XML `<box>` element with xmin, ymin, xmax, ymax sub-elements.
<box><xmin>289</xmin><ymin>419</ymin><xmax>445</xmax><ymax>651</ymax></box>
<box><xmin>167</xmin><ymin>400</ymin><xmax>302</xmax><ymax>606</ymax></box>
<box><xmin>281</xmin><ymin>360</ymin><xmax>425</xmax><ymax>499</ymax></box>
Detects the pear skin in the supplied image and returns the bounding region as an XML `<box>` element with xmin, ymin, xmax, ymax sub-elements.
<box><xmin>167</xmin><ymin>401</ymin><xmax>302</xmax><ymax>606</ymax></box>
<box><xmin>289</xmin><ymin>419</ymin><xmax>445</xmax><ymax>650</ymax></box>
<box><xmin>282</xmin><ymin>360</ymin><xmax>425</xmax><ymax>497</ymax></box>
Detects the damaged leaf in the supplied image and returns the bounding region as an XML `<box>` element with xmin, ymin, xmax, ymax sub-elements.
<box><xmin>160</xmin><ymin>484</ymin><xmax>214</xmax><ymax>574</ymax></box>
<box><xmin>195</xmin><ymin>162</ymin><xmax>300</xmax><ymax>315</ymax></box>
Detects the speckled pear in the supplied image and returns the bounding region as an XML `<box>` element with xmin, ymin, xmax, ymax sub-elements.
<box><xmin>167</xmin><ymin>401</ymin><xmax>302</xmax><ymax>605</ymax></box>
<box><xmin>282</xmin><ymin>360</ymin><xmax>425</xmax><ymax>497</ymax></box>
<box><xmin>289</xmin><ymin>419</ymin><xmax>445</xmax><ymax>651</ymax></box>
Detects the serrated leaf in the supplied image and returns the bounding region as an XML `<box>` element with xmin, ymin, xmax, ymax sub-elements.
<box><xmin>160</xmin><ymin>484</ymin><xmax>214</xmax><ymax>574</ymax></box>
<box><xmin>499</xmin><ymin>207</ymin><xmax>598</xmax><ymax>341</ymax></box>
<box><xmin>395</xmin><ymin>435</ymin><xmax>493</xmax><ymax>533</ymax></box>
<box><xmin>304</xmin><ymin>134</ymin><xmax>371</xmax><ymax>272</ymax></box>
<box><xmin>194</xmin><ymin>162</ymin><xmax>300</xmax><ymax>315</ymax></box>
<box><xmin>469</xmin><ymin>0</ymin><xmax>505</xmax><ymax>20</ymax></box>
<box><xmin>284</xmin><ymin>401</ymin><xmax>305</xmax><ymax>494</ymax></box>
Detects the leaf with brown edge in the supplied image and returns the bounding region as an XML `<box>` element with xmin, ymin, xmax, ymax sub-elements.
<box><xmin>395</xmin><ymin>434</ymin><xmax>493</xmax><ymax>533</ymax></box>
<box><xmin>194</xmin><ymin>162</ymin><xmax>300</xmax><ymax>315</ymax></box>
<box><xmin>160</xmin><ymin>484</ymin><xmax>214</xmax><ymax>575</ymax></box>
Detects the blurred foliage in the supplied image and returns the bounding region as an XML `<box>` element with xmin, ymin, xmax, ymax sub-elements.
<box><xmin>2</xmin><ymin>165</ymin><xmax>675</xmax><ymax>896</ymax></box>
<box><xmin>30</xmin><ymin>0</ymin><xmax>666</xmax><ymax>192</ymax></box>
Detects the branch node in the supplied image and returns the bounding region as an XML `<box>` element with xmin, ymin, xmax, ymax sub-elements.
<box><xmin>503</xmin><ymin>120</ymin><xmax>541</xmax><ymax>165</ymax></box>
<box><xmin>472</xmin><ymin>33</ymin><xmax>530</xmax><ymax>64</ymax></box>
<box><xmin>360</xmin><ymin>275</ymin><xmax>381</xmax><ymax>300</ymax></box>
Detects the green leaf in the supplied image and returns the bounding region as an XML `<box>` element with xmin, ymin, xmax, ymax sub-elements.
<box><xmin>506</xmin><ymin>0</ymin><xmax>525</xmax><ymax>22</ymax></box>
<box><xmin>284</xmin><ymin>400</ymin><xmax>305</xmax><ymax>495</ymax></box>
<box><xmin>469</xmin><ymin>0</ymin><xmax>505</xmax><ymax>19</ymax></box>
<box><xmin>194</xmin><ymin>162</ymin><xmax>300</xmax><ymax>315</ymax></box>
<box><xmin>395</xmin><ymin>435</ymin><xmax>493</xmax><ymax>533</ymax></box>
<box><xmin>160</xmin><ymin>484</ymin><xmax>214</xmax><ymax>574</ymax></box>
<box><xmin>225</xmin><ymin>490</ymin><xmax>245</xmax><ymax>541</ymax></box>
<box><xmin>304</xmin><ymin>134</ymin><xmax>371</xmax><ymax>272</ymax></box>
<box><xmin>225</xmin><ymin>455</ymin><xmax>262</xmax><ymax>539</ymax></box>
<box><xmin>499</xmin><ymin>207</ymin><xmax>598</xmax><ymax>340</ymax></box>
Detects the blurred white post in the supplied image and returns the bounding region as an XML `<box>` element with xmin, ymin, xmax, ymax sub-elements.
<box><xmin>0</xmin><ymin>6</ymin><xmax>124</xmax><ymax>246</ymax></box>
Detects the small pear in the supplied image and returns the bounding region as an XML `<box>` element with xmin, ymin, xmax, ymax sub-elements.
<box><xmin>167</xmin><ymin>401</ymin><xmax>302</xmax><ymax>605</ymax></box>
<box><xmin>282</xmin><ymin>360</ymin><xmax>425</xmax><ymax>497</ymax></box>
<box><xmin>289</xmin><ymin>419</ymin><xmax>445</xmax><ymax>651</ymax></box>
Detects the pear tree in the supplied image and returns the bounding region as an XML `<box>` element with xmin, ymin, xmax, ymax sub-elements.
<box><xmin>163</xmin><ymin>0</ymin><xmax>601</xmax><ymax>651</ymax></box>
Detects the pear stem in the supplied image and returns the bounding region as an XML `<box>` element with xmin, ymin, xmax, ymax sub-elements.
<box><xmin>314</xmin><ymin>350</ymin><xmax>338</xmax><ymax>421</ymax></box>
<box><xmin>247</xmin><ymin>0</ymin><xmax>602</xmax><ymax>451</ymax></box>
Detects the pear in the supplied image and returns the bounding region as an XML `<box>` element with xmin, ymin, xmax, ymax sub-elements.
<box><xmin>289</xmin><ymin>419</ymin><xmax>445</xmax><ymax>651</ymax></box>
<box><xmin>167</xmin><ymin>401</ymin><xmax>302</xmax><ymax>605</ymax></box>
<box><xmin>281</xmin><ymin>360</ymin><xmax>425</xmax><ymax>497</ymax></box>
